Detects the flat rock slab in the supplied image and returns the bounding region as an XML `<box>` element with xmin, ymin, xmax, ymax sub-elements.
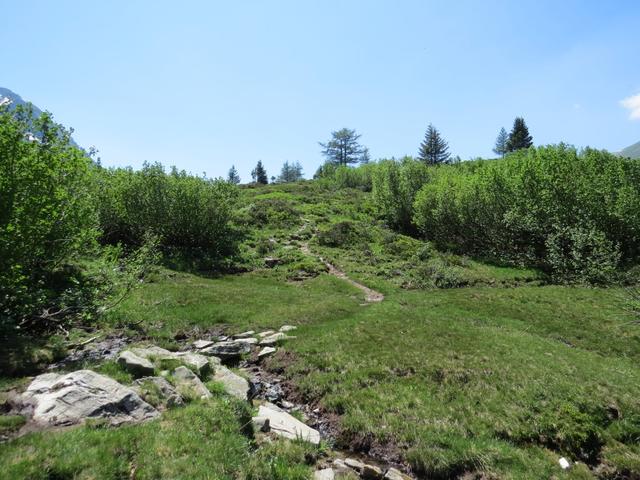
<box><xmin>258</xmin><ymin>346</ymin><xmax>276</xmax><ymax>359</ymax></box>
<box><xmin>257</xmin><ymin>330</ymin><xmax>276</xmax><ymax>338</ymax></box>
<box><xmin>384</xmin><ymin>467</ymin><xmax>413</xmax><ymax>480</ymax></box>
<box><xmin>22</xmin><ymin>370</ymin><xmax>159</xmax><ymax>427</ymax></box>
<box><xmin>257</xmin><ymin>404</ymin><xmax>320</xmax><ymax>444</ymax></box>
<box><xmin>233</xmin><ymin>331</ymin><xmax>256</xmax><ymax>339</ymax></box>
<box><xmin>193</xmin><ymin>339</ymin><xmax>215</xmax><ymax>350</ymax></box>
<box><xmin>213</xmin><ymin>365</ymin><xmax>249</xmax><ymax>401</ymax></box>
<box><xmin>259</xmin><ymin>332</ymin><xmax>295</xmax><ymax>346</ymax></box>
<box><xmin>279</xmin><ymin>325</ymin><xmax>297</xmax><ymax>332</ymax></box>
<box><xmin>201</xmin><ymin>341</ymin><xmax>251</xmax><ymax>360</ymax></box>
<box><xmin>117</xmin><ymin>351</ymin><xmax>155</xmax><ymax>378</ymax></box>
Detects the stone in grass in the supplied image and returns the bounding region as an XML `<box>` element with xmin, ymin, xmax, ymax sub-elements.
<box><xmin>256</xmin><ymin>404</ymin><xmax>320</xmax><ymax>444</ymax></box>
<box><xmin>233</xmin><ymin>330</ymin><xmax>256</xmax><ymax>339</ymax></box>
<box><xmin>384</xmin><ymin>467</ymin><xmax>413</xmax><ymax>480</ymax></box>
<box><xmin>133</xmin><ymin>376</ymin><xmax>184</xmax><ymax>408</ymax></box>
<box><xmin>252</xmin><ymin>416</ymin><xmax>270</xmax><ymax>432</ymax></box>
<box><xmin>259</xmin><ymin>332</ymin><xmax>295</xmax><ymax>346</ymax></box>
<box><xmin>257</xmin><ymin>330</ymin><xmax>276</xmax><ymax>338</ymax></box>
<box><xmin>344</xmin><ymin>458</ymin><xmax>364</xmax><ymax>472</ymax></box>
<box><xmin>257</xmin><ymin>346</ymin><xmax>276</xmax><ymax>359</ymax></box>
<box><xmin>172</xmin><ymin>366</ymin><xmax>212</xmax><ymax>400</ymax></box>
<box><xmin>314</xmin><ymin>468</ymin><xmax>335</xmax><ymax>480</ymax></box>
<box><xmin>213</xmin><ymin>365</ymin><xmax>250</xmax><ymax>401</ymax></box>
<box><xmin>200</xmin><ymin>341</ymin><xmax>251</xmax><ymax>360</ymax></box>
<box><xmin>173</xmin><ymin>352</ymin><xmax>211</xmax><ymax>378</ymax></box>
<box><xmin>117</xmin><ymin>351</ymin><xmax>155</xmax><ymax>378</ymax></box>
<box><xmin>193</xmin><ymin>339</ymin><xmax>214</xmax><ymax>350</ymax></box>
<box><xmin>129</xmin><ymin>345</ymin><xmax>173</xmax><ymax>359</ymax></box>
<box><xmin>279</xmin><ymin>325</ymin><xmax>297</xmax><ymax>332</ymax></box>
<box><xmin>234</xmin><ymin>337</ymin><xmax>258</xmax><ymax>345</ymax></box>
<box><xmin>21</xmin><ymin>370</ymin><xmax>159</xmax><ymax>427</ymax></box>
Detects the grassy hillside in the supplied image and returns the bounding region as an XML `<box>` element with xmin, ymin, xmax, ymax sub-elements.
<box><xmin>2</xmin><ymin>181</ymin><xmax>640</xmax><ymax>479</ymax></box>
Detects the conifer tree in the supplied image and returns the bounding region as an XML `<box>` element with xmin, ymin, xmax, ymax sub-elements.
<box><xmin>277</xmin><ymin>161</ymin><xmax>304</xmax><ymax>183</ymax></box>
<box><xmin>493</xmin><ymin>127</ymin><xmax>509</xmax><ymax>157</ymax></box>
<box><xmin>251</xmin><ymin>160</ymin><xmax>268</xmax><ymax>184</ymax></box>
<box><xmin>319</xmin><ymin>128</ymin><xmax>365</xmax><ymax>166</ymax></box>
<box><xmin>360</xmin><ymin>147</ymin><xmax>371</xmax><ymax>164</ymax></box>
<box><xmin>418</xmin><ymin>124</ymin><xmax>450</xmax><ymax>165</ymax></box>
<box><xmin>227</xmin><ymin>165</ymin><xmax>240</xmax><ymax>184</ymax></box>
<box><xmin>506</xmin><ymin>117</ymin><xmax>533</xmax><ymax>152</ymax></box>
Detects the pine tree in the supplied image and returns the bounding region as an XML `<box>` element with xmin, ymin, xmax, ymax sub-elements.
<box><xmin>251</xmin><ymin>160</ymin><xmax>268</xmax><ymax>184</ymax></box>
<box><xmin>319</xmin><ymin>128</ymin><xmax>366</xmax><ymax>166</ymax></box>
<box><xmin>418</xmin><ymin>124</ymin><xmax>450</xmax><ymax>165</ymax></box>
<box><xmin>227</xmin><ymin>165</ymin><xmax>240</xmax><ymax>184</ymax></box>
<box><xmin>493</xmin><ymin>127</ymin><xmax>508</xmax><ymax>157</ymax></box>
<box><xmin>506</xmin><ymin>117</ymin><xmax>533</xmax><ymax>152</ymax></box>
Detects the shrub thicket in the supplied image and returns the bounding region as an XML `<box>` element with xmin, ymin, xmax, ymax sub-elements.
<box><xmin>96</xmin><ymin>163</ymin><xmax>239</xmax><ymax>268</ymax></box>
<box><xmin>413</xmin><ymin>145</ymin><xmax>640</xmax><ymax>282</ymax></box>
<box><xmin>0</xmin><ymin>106</ymin><xmax>101</xmax><ymax>327</ymax></box>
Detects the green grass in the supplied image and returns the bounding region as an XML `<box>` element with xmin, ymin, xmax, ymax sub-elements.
<box><xmin>3</xmin><ymin>181</ymin><xmax>640</xmax><ymax>479</ymax></box>
<box><xmin>0</xmin><ymin>398</ymin><xmax>315</xmax><ymax>480</ymax></box>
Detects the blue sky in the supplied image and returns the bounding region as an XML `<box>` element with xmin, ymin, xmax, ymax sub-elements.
<box><xmin>2</xmin><ymin>0</ymin><xmax>639</xmax><ymax>181</ymax></box>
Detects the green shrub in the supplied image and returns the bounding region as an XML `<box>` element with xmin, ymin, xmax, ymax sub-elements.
<box><xmin>317</xmin><ymin>221</ymin><xmax>370</xmax><ymax>248</ymax></box>
<box><xmin>96</xmin><ymin>163</ymin><xmax>239</xmax><ymax>268</ymax></box>
<box><xmin>413</xmin><ymin>145</ymin><xmax>640</xmax><ymax>282</ymax></box>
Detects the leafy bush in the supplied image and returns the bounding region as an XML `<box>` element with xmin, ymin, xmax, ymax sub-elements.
<box><xmin>317</xmin><ymin>221</ymin><xmax>370</xmax><ymax>247</ymax></box>
<box><xmin>413</xmin><ymin>145</ymin><xmax>640</xmax><ymax>282</ymax></box>
<box><xmin>0</xmin><ymin>106</ymin><xmax>100</xmax><ymax>327</ymax></box>
<box><xmin>315</xmin><ymin>162</ymin><xmax>375</xmax><ymax>191</ymax></box>
<box><xmin>372</xmin><ymin>157</ymin><xmax>430</xmax><ymax>233</ymax></box>
<box><xmin>244</xmin><ymin>198</ymin><xmax>300</xmax><ymax>228</ymax></box>
<box><xmin>97</xmin><ymin>163</ymin><xmax>239</xmax><ymax>268</ymax></box>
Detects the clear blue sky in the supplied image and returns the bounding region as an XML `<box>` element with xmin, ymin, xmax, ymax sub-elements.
<box><xmin>2</xmin><ymin>0</ymin><xmax>639</xmax><ymax>181</ymax></box>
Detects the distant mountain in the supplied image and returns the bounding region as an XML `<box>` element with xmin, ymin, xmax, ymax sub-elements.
<box><xmin>0</xmin><ymin>87</ymin><xmax>44</xmax><ymax>117</ymax></box>
<box><xmin>0</xmin><ymin>87</ymin><xmax>78</xmax><ymax>146</ymax></box>
<box><xmin>619</xmin><ymin>141</ymin><xmax>640</xmax><ymax>159</ymax></box>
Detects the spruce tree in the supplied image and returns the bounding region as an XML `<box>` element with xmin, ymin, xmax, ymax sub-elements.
<box><xmin>251</xmin><ymin>160</ymin><xmax>268</xmax><ymax>184</ymax></box>
<box><xmin>227</xmin><ymin>165</ymin><xmax>240</xmax><ymax>184</ymax></box>
<box><xmin>493</xmin><ymin>127</ymin><xmax>508</xmax><ymax>157</ymax></box>
<box><xmin>506</xmin><ymin>117</ymin><xmax>533</xmax><ymax>152</ymax></box>
<box><xmin>360</xmin><ymin>147</ymin><xmax>371</xmax><ymax>164</ymax></box>
<box><xmin>418</xmin><ymin>124</ymin><xmax>450</xmax><ymax>165</ymax></box>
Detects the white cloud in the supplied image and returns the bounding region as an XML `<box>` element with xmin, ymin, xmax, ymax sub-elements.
<box><xmin>620</xmin><ymin>93</ymin><xmax>640</xmax><ymax>120</ymax></box>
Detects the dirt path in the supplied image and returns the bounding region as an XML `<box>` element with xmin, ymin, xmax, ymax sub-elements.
<box><xmin>295</xmin><ymin>220</ymin><xmax>384</xmax><ymax>303</ymax></box>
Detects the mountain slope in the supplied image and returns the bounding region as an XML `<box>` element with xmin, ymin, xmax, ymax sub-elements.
<box><xmin>620</xmin><ymin>140</ymin><xmax>640</xmax><ymax>159</ymax></box>
<box><xmin>0</xmin><ymin>87</ymin><xmax>44</xmax><ymax>117</ymax></box>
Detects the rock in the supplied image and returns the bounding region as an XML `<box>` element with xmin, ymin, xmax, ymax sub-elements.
<box><xmin>259</xmin><ymin>332</ymin><xmax>294</xmax><ymax>346</ymax></box>
<box><xmin>193</xmin><ymin>339</ymin><xmax>214</xmax><ymax>350</ymax></box>
<box><xmin>258</xmin><ymin>346</ymin><xmax>276</xmax><ymax>359</ymax></box>
<box><xmin>133</xmin><ymin>376</ymin><xmax>184</xmax><ymax>408</ymax></box>
<box><xmin>280</xmin><ymin>400</ymin><xmax>294</xmax><ymax>409</ymax></box>
<box><xmin>384</xmin><ymin>467</ymin><xmax>412</xmax><ymax>480</ymax></box>
<box><xmin>279</xmin><ymin>325</ymin><xmax>297</xmax><ymax>332</ymax></box>
<box><xmin>362</xmin><ymin>463</ymin><xmax>383</xmax><ymax>479</ymax></box>
<box><xmin>213</xmin><ymin>365</ymin><xmax>249</xmax><ymax>401</ymax></box>
<box><xmin>117</xmin><ymin>351</ymin><xmax>155</xmax><ymax>377</ymax></box>
<box><xmin>559</xmin><ymin>457</ymin><xmax>571</xmax><ymax>470</ymax></box>
<box><xmin>264</xmin><ymin>257</ymin><xmax>282</xmax><ymax>268</ymax></box>
<box><xmin>257</xmin><ymin>330</ymin><xmax>276</xmax><ymax>338</ymax></box>
<box><xmin>173</xmin><ymin>352</ymin><xmax>211</xmax><ymax>377</ymax></box>
<box><xmin>234</xmin><ymin>337</ymin><xmax>258</xmax><ymax>346</ymax></box>
<box><xmin>344</xmin><ymin>458</ymin><xmax>364</xmax><ymax>472</ymax></box>
<box><xmin>172</xmin><ymin>366</ymin><xmax>211</xmax><ymax>400</ymax></box>
<box><xmin>252</xmin><ymin>416</ymin><xmax>270</xmax><ymax>432</ymax></box>
<box><xmin>21</xmin><ymin>370</ymin><xmax>159</xmax><ymax>426</ymax></box>
<box><xmin>233</xmin><ymin>330</ymin><xmax>256</xmax><ymax>339</ymax></box>
<box><xmin>333</xmin><ymin>459</ymin><xmax>351</xmax><ymax>475</ymax></box>
<box><xmin>201</xmin><ymin>341</ymin><xmax>251</xmax><ymax>360</ymax></box>
<box><xmin>129</xmin><ymin>345</ymin><xmax>173</xmax><ymax>359</ymax></box>
<box><xmin>314</xmin><ymin>468</ymin><xmax>335</xmax><ymax>480</ymax></box>
<box><xmin>256</xmin><ymin>404</ymin><xmax>320</xmax><ymax>444</ymax></box>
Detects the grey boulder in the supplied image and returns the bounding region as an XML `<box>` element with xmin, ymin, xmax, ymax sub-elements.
<box><xmin>201</xmin><ymin>341</ymin><xmax>251</xmax><ymax>360</ymax></box>
<box><xmin>21</xmin><ymin>370</ymin><xmax>159</xmax><ymax>427</ymax></box>
<box><xmin>172</xmin><ymin>366</ymin><xmax>212</xmax><ymax>400</ymax></box>
<box><xmin>117</xmin><ymin>350</ymin><xmax>155</xmax><ymax>378</ymax></box>
<box><xmin>213</xmin><ymin>365</ymin><xmax>250</xmax><ymax>401</ymax></box>
<box><xmin>256</xmin><ymin>404</ymin><xmax>320</xmax><ymax>444</ymax></box>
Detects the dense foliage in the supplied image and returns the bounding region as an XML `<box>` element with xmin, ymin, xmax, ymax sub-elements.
<box><xmin>319</xmin><ymin>128</ymin><xmax>367</xmax><ymax>166</ymax></box>
<box><xmin>96</xmin><ymin>163</ymin><xmax>239</xmax><ymax>268</ymax></box>
<box><xmin>0</xmin><ymin>106</ymin><xmax>101</xmax><ymax>327</ymax></box>
<box><xmin>417</xmin><ymin>124</ymin><xmax>450</xmax><ymax>164</ymax></box>
<box><xmin>413</xmin><ymin>145</ymin><xmax>640</xmax><ymax>282</ymax></box>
